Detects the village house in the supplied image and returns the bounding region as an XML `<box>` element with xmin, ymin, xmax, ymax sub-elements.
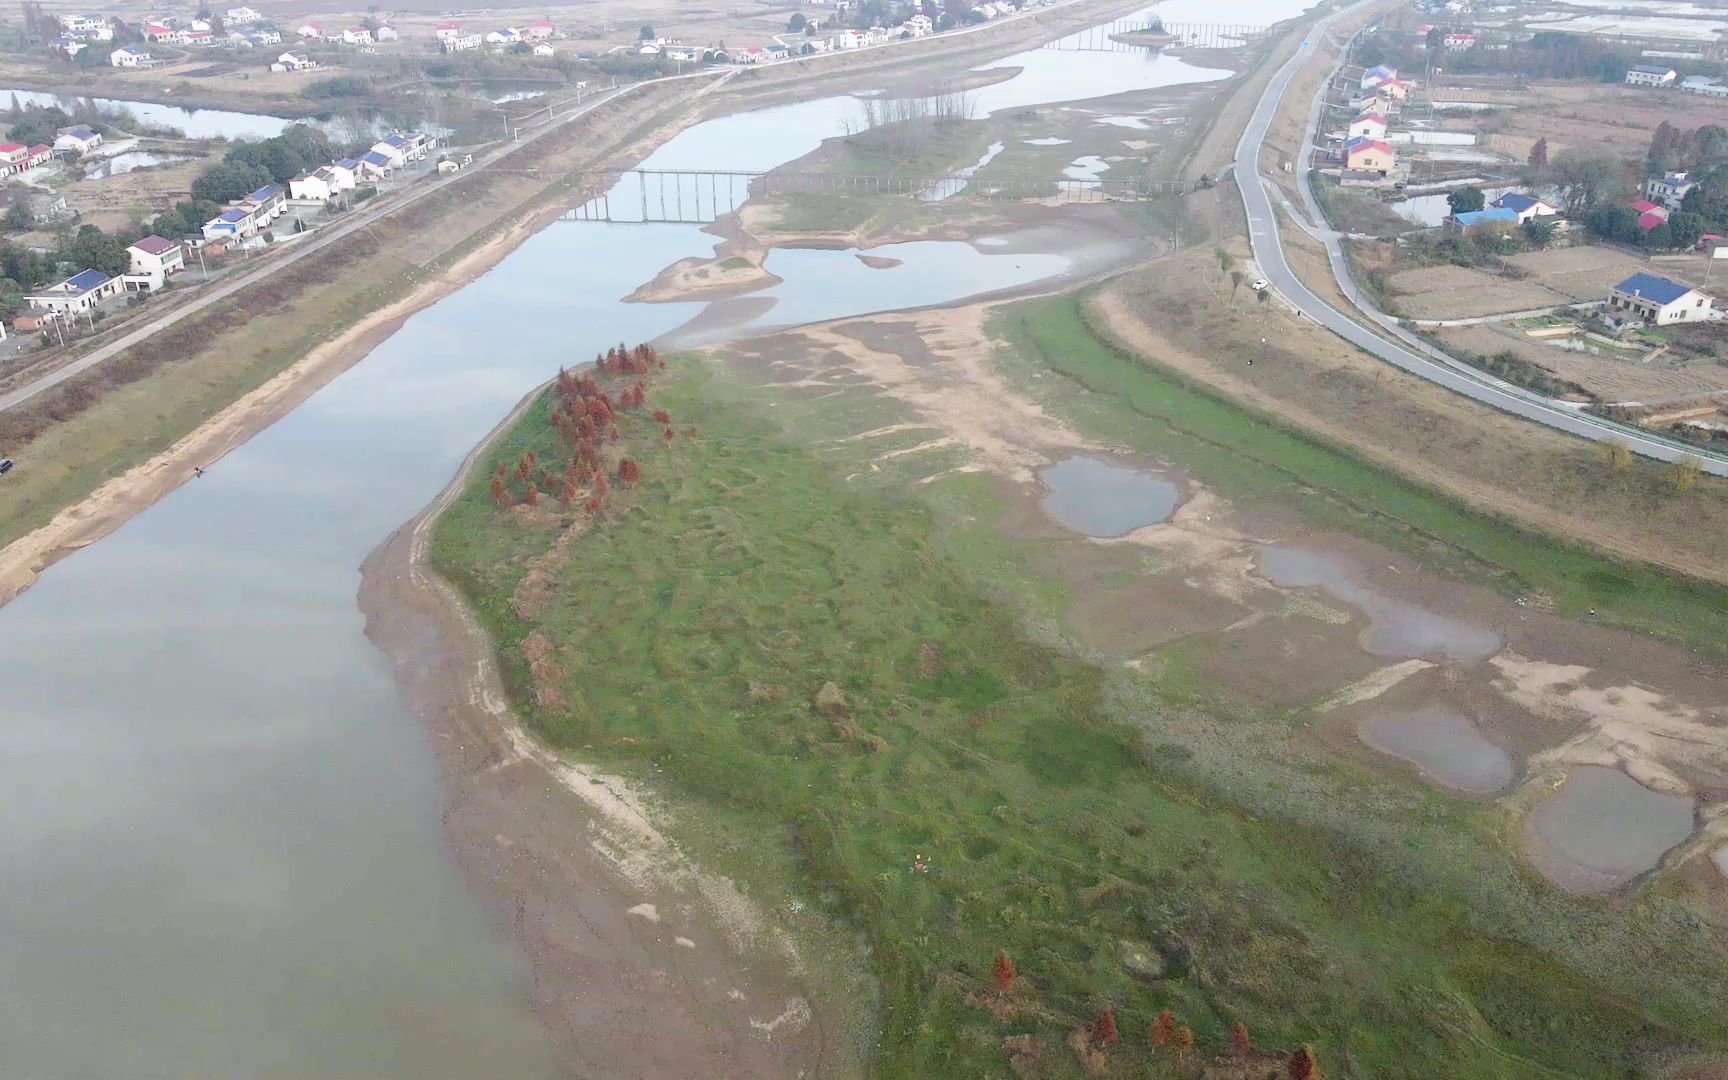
<box><xmin>124</xmin><ymin>235</ymin><xmax>185</xmax><ymax>290</ymax></box>
<box><xmin>1646</xmin><ymin>171</ymin><xmax>1695</xmax><ymax>210</ymax></box>
<box><xmin>1344</xmin><ymin>136</ymin><xmax>1394</xmax><ymax>175</ymax></box>
<box><xmin>443</xmin><ymin>32</ymin><xmax>481</xmax><ymax>52</ymax></box>
<box><xmin>836</xmin><ymin>28</ymin><xmax>866</xmax><ymax>48</ymax></box>
<box><xmin>733</xmin><ymin>45</ymin><xmax>767</xmax><ymax>63</ymax></box>
<box><xmin>532</xmin><ymin>42</ymin><xmax>555</xmax><ymax>55</ymax></box>
<box><xmin>355</xmin><ymin>150</ymin><xmax>394</xmax><ymax>179</ymax></box>
<box><xmin>245</xmin><ymin>183</ymin><xmax>287</xmax><ymax>221</ymax></box>
<box><xmin>637</xmin><ymin>41</ymin><xmax>661</xmax><ymax>56</ymax></box>
<box><xmin>1360</xmin><ymin>64</ymin><xmax>1397</xmax><ymax>90</ymax></box>
<box><xmin>524</xmin><ymin>18</ymin><xmax>554</xmax><ymax>39</ymax></box>
<box><xmin>143</xmin><ymin>23</ymin><xmax>182</xmax><ymax>43</ymax></box>
<box><xmin>1608</xmin><ymin>272</ymin><xmax>1714</xmax><ymax>325</ymax></box>
<box><xmin>485</xmin><ymin>28</ymin><xmax>522</xmax><ymax>45</ymax></box>
<box><xmin>202</xmin><ymin>206</ymin><xmax>256</xmax><ymax>242</ymax></box>
<box><xmin>183</xmin><ymin>28</ymin><xmax>215</xmax><ymax>46</ymax></box>
<box><xmin>288</xmin><ymin>167</ymin><xmax>336</xmax><ymax>201</ymax></box>
<box><xmin>1631</xmin><ymin>197</ymin><xmax>1671</xmax><ymax>232</ymax></box>
<box><xmin>59</xmin><ymin>13</ymin><xmax>112</xmax><ymax>39</ymax></box>
<box><xmin>1625</xmin><ymin>64</ymin><xmax>1677</xmax><ymax>87</ymax></box>
<box><xmin>1441</xmin><ymin>31</ymin><xmax>1476</xmax><ymax>49</ymax></box>
<box><xmin>25</xmin><ymin>269</ymin><xmax>120</xmax><ymax>315</ymax></box>
<box><xmin>0</xmin><ymin>143</ymin><xmax>52</xmax><ymax>177</ymax></box>
<box><xmin>1444</xmin><ymin>207</ymin><xmax>1519</xmax><ymax>235</ymax></box>
<box><xmin>374</xmin><ymin>24</ymin><xmax>398</xmax><ymax>41</ymax></box>
<box><xmin>249</xmin><ymin>27</ymin><xmax>281</xmax><ymax>44</ymax></box>
<box><xmin>1679</xmin><ymin>75</ymin><xmax>1728</xmax><ymax>98</ymax></box>
<box><xmin>53</xmin><ymin>126</ymin><xmax>102</xmax><ymax>155</ymax></box>
<box><xmin>327</xmin><ymin>159</ymin><xmax>359</xmax><ymax>190</ymax></box>
<box><xmin>53</xmin><ymin>36</ymin><xmax>88</xmax><ymax>58</ymax></box>
<box><xmin>434</xmin><ymin>21</ymin><xmax>462</xmax><ymax>40</ymax></box>
<box><xmin>296</xmin><ymin>22</ymin><xmax>322</xmax><ymax>39</ymax></box>
<box><xmin>1489</xmin><ymin>192</ymin><xmax>1558</xmax><ymax>222</ymax></box>
<box><xmin>225</xmin><ymin>7</ymin><xmax>263</xmax><ymax>24</ymax></box>
<box><xmin>1348</xmin><ymin>111</ymin><xmax>1387</xmax><ymax>140</ymax></box>
<box><xmin>903</xmin><ymin>13</ymin><xmax>934</xmax><ymax>34</ymax></box>
<box><xmin>341</xmin><ymin>26</ymin><xmax>372</xmax><ymax>44</ymax></box>
<box><xmin>110</xmin><ymin>44</ymin><xmax>152</xmax><ymax>67</ymax></box>
<box><xmin>1375</xmin><ymin>77</ymin><xmax>1412</xmax><ymax>101</ymax></box>
<box><xmin>271</xmin><ymin>50</ymin><xmax>317</xmax><ymax>72</ymax></box>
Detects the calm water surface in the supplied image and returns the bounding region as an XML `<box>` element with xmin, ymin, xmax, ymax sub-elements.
<box><xmin>1257</xmin><ymin>545</ymin><xmax>1503</xmax><ymax>663</ymax></box>
<box><xmin>1525</xmin><ymin>766</ymin><xmax>1694</xmax><ymax>893</ymax></box>
<box><xmin>0</xmin><ymin>1</ymin><xmax>1323</xmax><ymax>1074</ymax></box>
<box><xmin>1358</xmin><ymin>706</ymin><xmax>1514</xmax><ymax>793</ymax></box>
<box><xmin>1039</xmin><ymin>455</ymin><xmax>1182</xmax><ymax>535</ymax></box>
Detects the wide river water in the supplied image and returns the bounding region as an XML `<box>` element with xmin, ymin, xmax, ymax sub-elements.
<box><xmin>0</xmin><ymin>1</ymin><xmax>1316</xmax><ymax>1074</ymax></box>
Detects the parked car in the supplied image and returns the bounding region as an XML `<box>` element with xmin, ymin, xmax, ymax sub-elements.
<box><xmin>0</xmin><ymin>458</ymin><xmax>13</xmax><ymax>475</ymax></box>
<box><xmin>1251</xmin><ymin>278</ymin><xmax>1270</xmax><ymax>291</ymax></box>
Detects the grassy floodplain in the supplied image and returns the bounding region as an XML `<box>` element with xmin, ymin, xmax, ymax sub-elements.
<box><xmin>433</xmin><ymin>297</ymin><xmax>1728</xmax><ymax>1077</ymax></box>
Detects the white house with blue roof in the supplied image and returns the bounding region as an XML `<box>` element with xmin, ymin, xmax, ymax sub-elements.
<box><xmin>1608</xmin><ymin>272</ymin><xmax>1713</xmax><ymax>326</ymax></box>
<box><xmin>25</xmin><ymin>269</ymin><xmax>120</xmax><ymax>315</ymax></box>
<box><xmin>202</xmin><ymin>206</ymin><xmax>257</xmax><ymax>242</ymax></box>
<box><xmin>1488</xmin><ymin>192</ymin><xmax>1558</xmax><ymax>223</ymax></box>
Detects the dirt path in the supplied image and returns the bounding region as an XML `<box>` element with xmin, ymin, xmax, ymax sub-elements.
<box><xmin>356</xmin><ymin>387</ymin><xmax>848</xmax><ymax>1077</ymax></box>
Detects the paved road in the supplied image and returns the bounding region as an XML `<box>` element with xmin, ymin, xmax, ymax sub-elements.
<box><xmin>1233</xmin><ymin>8</ymin><xmax>1728</xmax><ymax>477</ymax></box>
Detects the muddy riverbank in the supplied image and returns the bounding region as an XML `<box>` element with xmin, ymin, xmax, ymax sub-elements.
<box><xmin>357</xmin><ymin>399</ymin><xmax>852</xmax><ymax>1076</ymax></box>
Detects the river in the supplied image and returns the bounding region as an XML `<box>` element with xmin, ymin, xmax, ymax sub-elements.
<box><xmin>0</xmin><ymin>2</ymin><xmax>1317</xmax><ymax>1075</ymax></box>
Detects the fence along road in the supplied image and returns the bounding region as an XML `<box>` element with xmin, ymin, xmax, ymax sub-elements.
<box><xmin>1233</xmin><ymin>4</ymin><xmax>1728</xmax><ymax>478</ymax></box>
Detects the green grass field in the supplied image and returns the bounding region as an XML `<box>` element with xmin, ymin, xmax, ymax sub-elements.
<box><xmin>434</xmin><ymin>348</ymin><xmax>1728</xmax><ymax>1077</ymax></box>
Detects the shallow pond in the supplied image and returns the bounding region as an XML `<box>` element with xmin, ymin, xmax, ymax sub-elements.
<box><xmin>1358</xmin><ymin>706</ymin><xmax>1514</xmax><ymax>793</ymax></box>
<box><xmin>1525</xmin><ymin>766</ymin><xmax>1695</xmax><ymax>893</ymax></box>
<box><xmin>1256</xmin><ymin>546</ymin><xmax>1503</xmax><ymax>663</ymax></box>
<box><xmin>84</xmin><ymin>150</ymin><xmax>192</xmax><ymax>178</ymax></box>
<box><xmin>1388</xmin><ymin>186</ymin><xmax>1514</xmax><ymax>227</ymax></box>
<box><xmin>1039</xmin><ymin>455</ymin><xmax>1181</xmax><ymax>536</ymax></box>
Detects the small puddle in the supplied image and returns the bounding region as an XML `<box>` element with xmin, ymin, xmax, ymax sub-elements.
<box><xmin>1062</xmin><ymin>154</ymin><xmax>1109</xmax><ymax>182</ymax></box>
<box><xmin>920</xmin><ymin>140</ymin><xmax>1005</xmax><ymax>201</ymax></box>
<box><xmin>1525</xmin><ymin>766</ymin><xmax>1694</xmax><ymax>893</ymax></box>
<box><xmin>1256</xmin><ymin>546</ymin><xmax>1502</xmax><ymax>664</ymax></box>
<box><xmin>1038</xmin><ymin>455</ymin><xmax>1180</xmax><ymax>537</ymax></box>
<box><xmin>1023</xmin><ymin>136</ymin><xmax>1072</xmax><ymax>145</ymax></box>
<box><xmin>1094</xmin><ymin>114</ymin><xmax>1150</xmax><ymax>129</ymax></box>
<box><xmin>1358</xmin><ymin>706</ymin><xmax>1514</xmax><ymax>794</ymax></box>
<box><xmin>84</xmin><ymin>150</ymin><xmax>191</xmax><ymax>178</ymax></box>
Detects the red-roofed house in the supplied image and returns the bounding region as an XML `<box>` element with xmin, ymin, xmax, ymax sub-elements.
<box><xmin>1631</xmin><ymin>198</ymin><xmax>1670</xmax><ymax>231</ymax></box>
<box><xmin>1349</xmin><ymin>112</ymin><xmax>1387</xmax><ymax>139</ymax></box>
<box><xmin>1376</xmin><ymin>78</ymin><xmax>1412</xmax><ymax>101</ymax></box>
<box><xmin>434</xmin><ymin>21</ymin><xmax>461</xmax><ymax>40</ymax></box>
<box><xmin>1345</xmin><ymin>137</ymin><xmax>1395</xmax><ymax>174</ymax></box>
<box><xmin>524</xmin><ymin>18</ymin><xmax>553</xmax><ymax>39</ymax></box>
<box><xmin>0</xmin><ymin>143</ymin><xmax>28</xmax><ymax>176</ymax></box>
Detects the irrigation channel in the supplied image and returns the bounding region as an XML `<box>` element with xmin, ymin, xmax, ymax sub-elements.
<box><xmin>0</xmin><ymin>0</ymin><xmax>1316</xmax><ymax>1074</ymax></box>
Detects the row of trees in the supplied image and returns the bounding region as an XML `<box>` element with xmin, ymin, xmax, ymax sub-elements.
<box><xmin>191</xmin><ymin>125</ymin><xmax>342</xmax><ymax>204</ymax></box>
<box><xmin>1525</xmin><ymin>124</ymin><xmax>1728</xmax><ymax>251</ymax></box>
<box><xmin>988</xmin><ymin>951</ymin><xmax>1325</xmax><ymax>1077</ymax></box>
<box><xmin>489</xmin><ymin>343</ymin><xmax>678</xmax><ymax>515</ymax></box>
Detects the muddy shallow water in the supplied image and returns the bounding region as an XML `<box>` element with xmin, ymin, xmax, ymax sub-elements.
<box><xmin>1359</xmin><ymin>706</ymin><xmax>1515</xmax><ymax>794</ymax></box>
<box><xmin>1256</xmin><ymin>545</ymin><xmax>1503</xmax><ymax>664</ymax></box>
<box><xmin>1525</xmin><ymin>766</ymin><xmax>1696</xmax><ymax>893</ymax></box>
<box><xmin>1039</xmin><ymin>454</ymin><xmax>1181</xmax><ymax>536</ymax></box>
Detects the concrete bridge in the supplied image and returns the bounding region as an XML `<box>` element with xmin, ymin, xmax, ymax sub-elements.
<box><xmin>1046</xmin><ymin>20</ymin><xmax>1271</xmax><ymax>52</ymax></box>
<box><xmin>559</xmin><ymin>168</ymin><xmax>1193</xmax><ymax>224</ymax></box>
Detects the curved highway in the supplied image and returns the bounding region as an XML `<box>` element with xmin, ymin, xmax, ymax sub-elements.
<box><xmin>1233</xmin><ymin>8</ymin><xmax>1728</xmax><ymax>477</ymax></box>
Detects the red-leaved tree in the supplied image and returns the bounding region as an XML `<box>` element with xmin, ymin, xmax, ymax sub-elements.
<box><xmin>1092</xmin><ymin>1006</ymin><xmax>1117</xmax><ymax>1046</ymax></box>
<box><xmin>523</xmin><ymin>484</ymin><xmax>539</xmax><ymax>507</ymax></box>
<box><xmin>617</xmin><ymin>457</ymin><xmax>641</xmax><ymax>484</ymax></box>
<box><xmin>490</xmin><ymin>475</ymin><xmax>510</xmax><ymax>508</ymax></box>
<box><xmin>991</xmin><ymin>951</ymin><xmax>1015</xmax><ymax>994</ymax></box>
<box><xmin>1229</xmin><ymin>1023</ymin><xmax>1252</xmax><ymax>1061</ymax></box>
<box><xmin>651</xmin><ymin>409</ymin><xmax>671</xmax><ymax>425</ymax></box>
<box><xmin>1150</xmin><ymin>1010</ymin><xmax>1174</xmax><ymax>1048</ymax></box>
<box><xmin>1288</xmin><ymin>1045</ymin><xmax>1321</xmax><ymax>1080</ymax></box>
